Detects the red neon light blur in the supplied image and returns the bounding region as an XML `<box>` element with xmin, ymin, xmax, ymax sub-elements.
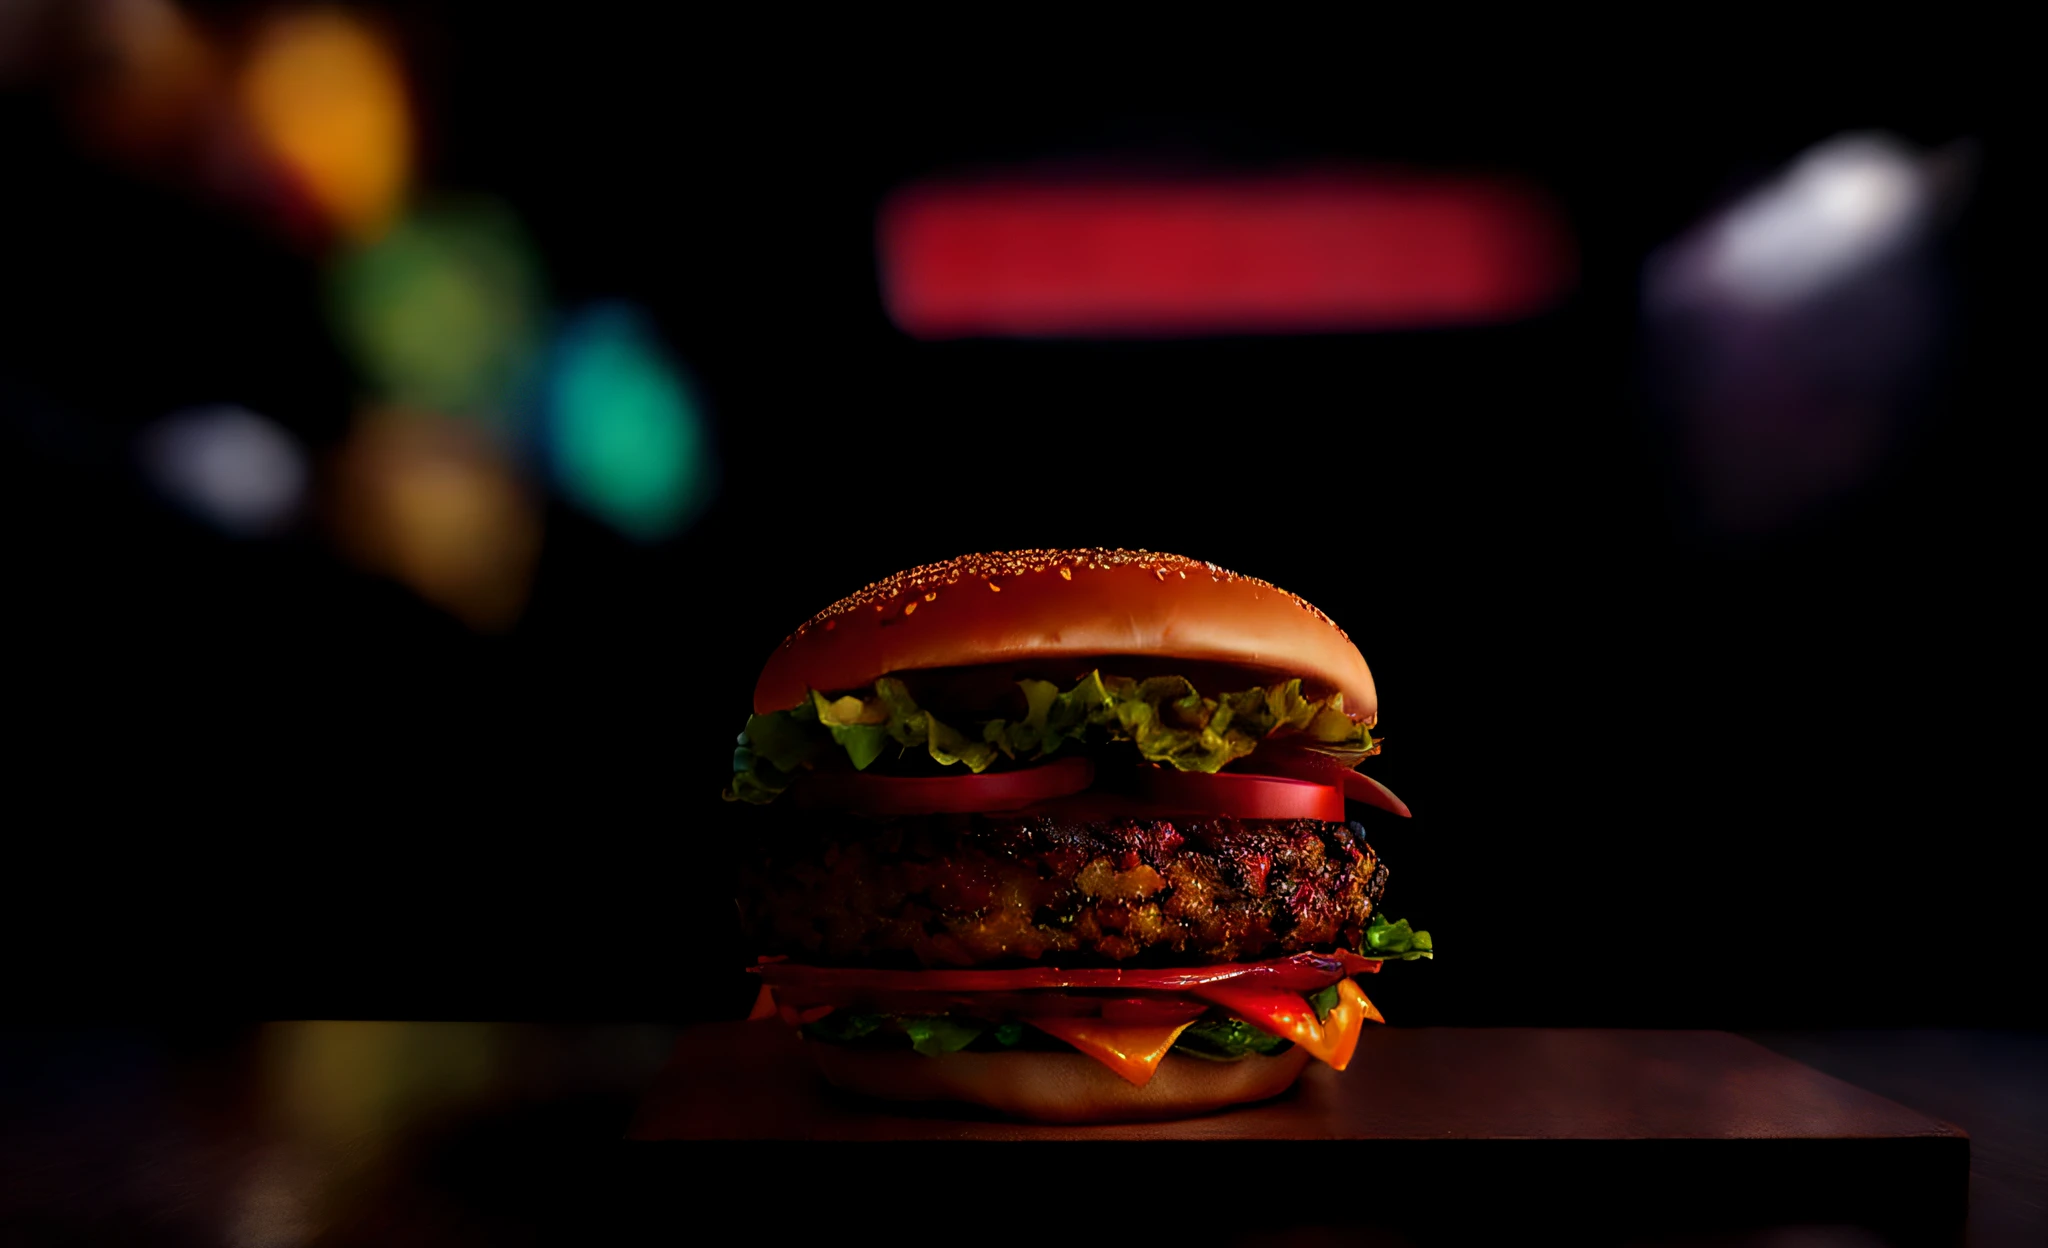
<box><xmin>878</xmin><ymin>174</ymin><xmax>1571</xmax><ymax>338</ymax></box>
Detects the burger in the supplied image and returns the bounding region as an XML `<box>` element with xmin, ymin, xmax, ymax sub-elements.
<box><xmin>725</xmin><ymin>548</ymin><xmax>1430</xmax><ymax>1122</ymax></box>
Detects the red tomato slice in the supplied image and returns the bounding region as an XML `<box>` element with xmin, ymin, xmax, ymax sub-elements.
<box><xmin>1132</xmin><ymin>767</ymin><xmax>1345</xmax><ymax>821</ymax></box>
<box><xmin>1343</xmin><ymin>771</ymin><xmax>1411</xmax><ymax>819</ymax></box>
<box><xmin>751</xmin><ymin>949</ymin><xmax>1380</xmax><ymax>995</ymax></box>
<box><xmin>791</xmin><ymin>756</ymin><xmax>1095</xmax><ymax>815</ymax></box>
<box><xmin>1189</xmin><ymin>982</ymin><xmax>1336</xmax><ymax>1062</ymax></box>
<box><xmin>1097</xmin><ymin>996</ymin><xmax>1211</xmax><ymax>1027</ymax></box>
<box><xmin>1226</xmin><ymin>747</ymin><xmax>1412</xmax><ymax>819</ymax></box>
<box><xmin>1190</xmin><ymin>978</ymin><xmax>1384</xmax><ymax>1071</ymax></box>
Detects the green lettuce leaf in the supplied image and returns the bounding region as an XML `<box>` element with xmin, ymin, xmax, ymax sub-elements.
<box><xmin>1107</xmin><ymin>674</ymin><xmax>1259</xmax><ymax>772</ymax></box>
<box><xmin>725</xmin><ymin>668</ymin><xmax>1379</xmax><ymax>802</ymax></box>
<box><xmin>987</xmin><ymin>679</ymin><xmax>1063</xmax><ymax>759</ymax></box>
<box><xmin>799</xmin><ymin>1004</ymin><xmax>1418</xmax><ymax>1065</ymax></box>
<box><xmin>1360</xmin><ymin>912</ymin><xmax>1434</xmax><ymax>961</ymax></box>
<box><xmin>797</xmin><ymin>1012</ymin><xmax>1027</xmax><ymax>1057</ymax></box>
<box><xmin>899</xmin><ymin>1016</ymin><xmax>983</xmax><ymax>1057</ymax></box>
<box><xmin>811</xmin><ymin>691</ymin><xmax>890</xmax><ymax>771</ymax></box>
<box><xmin>723</xmin><ymin>762</ymin><xmax>790</xmax><ymax>805</ymax></box>
<box><xmin>1172</xmin><ymin>1018</ymin><xmax>1294</xmax><ymax>1061</ymax></box>
<box><xmin>874</xmin><ymin>678</ymin><xmax>931</xmax><ymax>748</ymax></box>
<box><xmin>799</xmin><ymin>1011</ymin><xmax>882</xmax><ymax>1044</ymax></box>
<box><xmin>927</xmin><ymin>716</ymin><xmax>999</xmax><ymax>773</ymax></box>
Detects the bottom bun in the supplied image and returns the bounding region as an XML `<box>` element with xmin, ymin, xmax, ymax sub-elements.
<box><xmin>804</xmin><ymin>1043</ymin><xmax>1313</xmax><ymax>1123</ymax></box>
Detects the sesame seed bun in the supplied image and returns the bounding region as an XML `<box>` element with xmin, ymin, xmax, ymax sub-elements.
<box><xmin>753</xmin><ymin>549</ymin><xmax>1376</xmax><ymax>723</ymax></box>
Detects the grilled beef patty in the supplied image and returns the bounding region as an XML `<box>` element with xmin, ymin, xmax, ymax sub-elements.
<box><xmin>737</xmin><ymin>814</ymin><xmax>1389</xmax><ymax>967</ymax></box>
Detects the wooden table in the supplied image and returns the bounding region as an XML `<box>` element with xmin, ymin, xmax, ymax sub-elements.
<box><xmin>630</xmin><ymin>1022</ymin><xmax>1968</xmax><ymax>1240</ymax></box>
<box><xmin>4</xmin><ymin>1024</ymin><xmax>2035</xmax><ymax>1246</ymax></box>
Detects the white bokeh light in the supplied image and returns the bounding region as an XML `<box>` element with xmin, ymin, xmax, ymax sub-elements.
<box><xmin>138</xmin><ymin>404</ymin><xmax>308</xmax><ymax>536</ymax></box>
<box><xmin>1649</xmin><ymin>132</ymin><xmax>1941</xmax><ymax>312</ymax></box>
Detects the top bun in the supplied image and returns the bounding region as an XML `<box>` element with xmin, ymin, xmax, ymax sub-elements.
<box><xmin>753</xmin><ymin>549</ymin><xmax>1376</xmax><ymax>723</ymax></box>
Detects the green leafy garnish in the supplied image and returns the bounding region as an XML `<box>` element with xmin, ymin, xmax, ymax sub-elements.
<box><xmin>1361</xmin><ymin>912</ymin><xmax>1434</xmax><ymax>961</ymax></box>
<box><xmin>797</xmin><ymin>1012</ymin><xmax>1031</xmax><ymax>1056</ymax></box>
<box><xmin>1307</xmin><ymin>983</ymin><xmax>1341</xmax><ymax>1024</ymax></box>
<box><xmin>810</xmin><ymin>691</ymin><xmax>890</xmax><ymax>771</ymax></box>
<box><xmin>725</xmin><ymin>669</ymin><xmax>1377</xmax><ymax>803</ymax></box>
<box><xmin>799</xmin><ymin>1011</ymin><xmax>882</xmax><ymax>1044</ymax></box>
<box><xmin>899</xmin><ymin>1016</ymin><xmax>983</xmax><ymax>1057</ymax></box>
<box><xmin>1172</xmin><ymin>1018</ymin><xmax>1294</xmax><ymax>1061</ymax></box>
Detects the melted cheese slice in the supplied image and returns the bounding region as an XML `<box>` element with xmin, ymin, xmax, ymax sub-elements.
<box><xmin>752</xmin><ymin>975</ymin><xmax>1384</xmax><ymax>1084</ymax></box>
<box><xmin>1323</xmin><ymin>979</ymin><xmax>1382</xmax><ymax>1070</ymax></box>
<box><xmin>1191</xmin><ymin>979</ymin><xmax>1381</xmax><ymax>1071</ymax></box>
<box><xmin>1024</xmin><ymin>1016</ymin><xmax>1198</xmax><ymax>1087</ymax></box>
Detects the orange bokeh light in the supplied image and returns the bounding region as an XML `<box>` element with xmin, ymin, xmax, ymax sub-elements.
<box><xmin>330</xmin><ymin>411</ymin><xmax>540</xmax><ymax>632</ymax></box>
<box><xmin>238</xmin><ymin>8</ymin><xmax>411</xmax><ymax>241</ymax></box>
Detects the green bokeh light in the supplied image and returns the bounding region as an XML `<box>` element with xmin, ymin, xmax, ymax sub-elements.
<box><xmin>329</xmin><ymin>199</ymin><xmax>543</xmax><ymax>428</ymax></box>
<box><xmin>543</xmin><ymin>304</ymin><xmax>714</xmax><ymax>541</ymax></box>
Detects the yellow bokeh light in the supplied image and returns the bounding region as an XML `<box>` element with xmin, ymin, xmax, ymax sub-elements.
<box><xmin>239</xmin><ymin>8</ymin><xmax>411</xmax><ymax>241</ymax></box>
<box><xmin>331</xmin><ymin>411</ymin><xmax>541</xmax><ymax>632</ymax></box>
<box><xmin>259</xmin><ymin>1022</ymin><xmax>502</xmax><ymax>1150</ymax></box>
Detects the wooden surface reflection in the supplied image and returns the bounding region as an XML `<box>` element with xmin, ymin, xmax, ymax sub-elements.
<box><xmin>633</xmin><ymin>1022</ymin><xmax>1965</xmax><ymax>1142</ymax></box>
<box><xmin>0</xmin><ymin>1025</ymin><xmax>2038</xmax><ymax>1246</ymax></box>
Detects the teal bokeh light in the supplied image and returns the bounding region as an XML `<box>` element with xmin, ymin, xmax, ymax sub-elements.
<box><xmin>540</xmin><ymin>304</ymin><xmax>715</xmax><ymax>541</ymax></box>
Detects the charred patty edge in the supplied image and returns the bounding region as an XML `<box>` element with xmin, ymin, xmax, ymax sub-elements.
<box><xmin>738</xmin><ymin>814</ymin><xmax>1394</xmax><ymax>969</ymax></box>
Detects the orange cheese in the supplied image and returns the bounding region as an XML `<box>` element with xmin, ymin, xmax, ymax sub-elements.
<box><xmin>753</xmin><ymin>973</ymin><xmax>1385</xmax><ymax>1083</ymax></box>
<box><xmin>1190</xmin><ymin>978</ymin><xmax>1382</xmax><ymax>1071</ymax></box>
<box><xmin>1024</xmin><ymin>1016</ymin><xmax>1198</xmax><ymax>1087</ymax></box>
<box><xmin>1323</xmin><ymin>979</ymin><xmax>1381</xmax><ymax>1071</ymax></box>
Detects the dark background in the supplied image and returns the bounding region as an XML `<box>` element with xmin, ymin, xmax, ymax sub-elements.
<box><xmin>2</xmin><ymin>11</ymin><xmax>2026</xmax><ymax>1028</ymax></box>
